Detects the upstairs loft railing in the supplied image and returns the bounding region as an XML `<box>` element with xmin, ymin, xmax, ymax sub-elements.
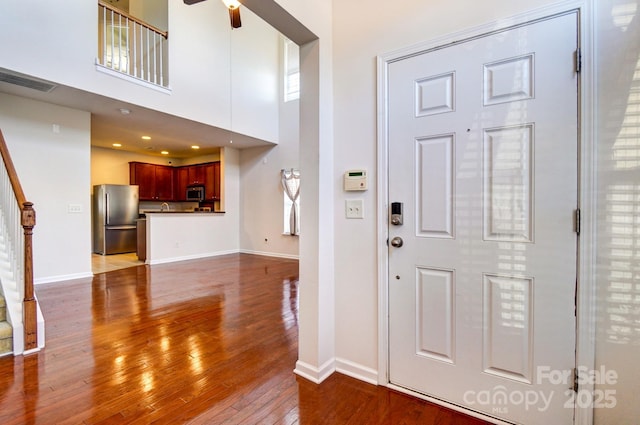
<box><xmin>0</xmin><ymin>129</ymin><xmax>37</xmax><ymax>352</ymax></box>
<box><xmin>98</xmin><ymin>1</ymin><xmax>169</xmax><ymax>88</ymax></box>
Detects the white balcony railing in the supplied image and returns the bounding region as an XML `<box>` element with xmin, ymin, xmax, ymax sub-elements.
<box><xmin>98</xmin><ymin>1</ymin><xmax>169</xmax><ymax>87</ymax></box>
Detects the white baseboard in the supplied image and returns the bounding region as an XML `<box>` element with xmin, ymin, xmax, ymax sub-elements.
<box><xmin>35</xmin><ymin>271</ymin><xmax>93</xmax><ymax>285</ymax></box>
<box><xmin>335</xmin><ymin>357</ymin><xmax>379</xmax><ymax>385</ymax></box>
<box><xmin>294</xmin><ymin>358</ymin><xmax>335</xmax><ymax>384</ymax></box>
<box><xmin>147</xmin><ymin>249</ymin><xmax>239</xmax><ymax>265</ymax></box>
<box><xmin>240</xmin><ymin>249</ymin><xmax>299</xmax><ymax>260</ymax></box>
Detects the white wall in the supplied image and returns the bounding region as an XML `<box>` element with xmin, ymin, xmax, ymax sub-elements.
<box><xmin>239</xmin><ymin>37</ymin><xmax>300</xmax><ymax>259</ymax></box>
<box><xmin>230</xmin><ymin>10</ymin><xmax>280</xmax><ymax>143</ymax></box>
<box><xmin>0</xmin><ymin>0</ymin><xmax>279</xmax><ymax>144</ymax></box>
<box><xmin>258</xmin><ymin>0</ymin><xmax>336</xmax><ymax>381</ymax></box>
<box><xmin>594</xmin><ymin>0</ymin><xmax>640</xmax><ymax>423</ymax></box>
<box><xmin>329</xmin><ymin>0</ymin><xmax>639</xmax><ymax>422</ymax></box>
<box><xmin>239</xmin><ymin>141</ymin><xmax>300</xmax><ymax>258</ymax></box>
<box><xmin>0</xmin><ymin>93</ymin><xmax>92</xmax><ymax>283</ymax></box>
<box><xmin>129</xmin><ymin>0</ymin><xmax>167</xmax><ymax>30</ymax></box>
<box><xmin>91</xmin><ymin>146</ymin><xmax>178</xmax><ymax>188</ymax></box>
<box><xmin>331</xmin><ymin>0</ymin><xmax>570</xmax><ymax>381</ymax></box>
<box><xmin>220</xmin><ymin>146</ymin><xmax>240</xmax><ymax>237</ymax></box>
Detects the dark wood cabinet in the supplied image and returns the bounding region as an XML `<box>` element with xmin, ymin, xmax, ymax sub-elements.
<box><xmin>204</xmin><ymin>162</ymin><xmax>221</xmax><ymax>200</ymax></box>
<box><xmin>175</xmin><ymin>167</ymin><xmax>189</xmax><ymax>201</ymax></box>
<box><xmin>129</xmin><ymin>162</ymin><xmax>156</xmax><ymax>199</ymax></box>
<box><xmin>180</xmin><ymin>162</ymin><xmax>220</xmax><ymax>201</ymax></box>
<box><xmin>136</xmin><ymin>219</ymin><xmax>146</xmax><ymax>261</ymax></box>
<box><xmin>188</xmin><ymin>165</ymin><xmax>207</xmax><ymax>186</ymax></box>
<box><xmin>129</xmin><ymin>162</ymin><xmax>175</xmax><ymax>201</ymax></box>
<box><xmin>131</xmin><ymin>161</ymin><xmax>220</xmax><ymax>202</ymax></box>
<box><xmin>155</xmin><ymin>165</ymin><xmax>174</xmax><ymax>200</ymax></box>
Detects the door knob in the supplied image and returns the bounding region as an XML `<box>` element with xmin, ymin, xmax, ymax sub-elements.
<box><xmin>390</xmin><ymin>237</ymin><xmax>403</xmax><ymax>247</ymax></box>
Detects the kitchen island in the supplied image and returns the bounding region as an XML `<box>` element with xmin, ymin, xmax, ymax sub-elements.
<box><xmin>141</xmin><ymin>211</ymin><xmax>238</xmax><ymax>265</ymax></box>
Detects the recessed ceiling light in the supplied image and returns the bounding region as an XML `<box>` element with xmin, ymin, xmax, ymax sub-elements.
<box><xmin>191</xmin><ymin>145</ymin><xmax>200</xmax><ymax>149</ymax></box>
<box><xmin>112</xmin><ymin>143</ymin><xmax>122</xmax><ymax>147</ymax></box>
<box><xmin>161</xmin><ymin>150</ymin><xmax>169</xmax><ymax>155</ymax></box>
<box><xmin>119</xmin><ymin>108</ymin><xmax>130</xmax><ymax>115</ymax></box>
<box><xmin>141</xmin><ymin>136</ymin><xmax>151</xmax><ymax>140</ymax></box>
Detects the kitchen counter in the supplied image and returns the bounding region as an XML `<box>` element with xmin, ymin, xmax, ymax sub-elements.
<box><xmin>142</xmin><ymin>210</ymin><xmax>226</xmax><ymax>215</ymax></box>
<box><xmin>142</xmin><ymin>211</ymin><xmax>236</xmax><ymax>265</ymax></box>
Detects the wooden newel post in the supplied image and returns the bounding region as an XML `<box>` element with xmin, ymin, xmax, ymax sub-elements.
<box><xmin>21</xmin><ymin>201</ymin><xmax>37</xmax><ymax>351</ymax></box>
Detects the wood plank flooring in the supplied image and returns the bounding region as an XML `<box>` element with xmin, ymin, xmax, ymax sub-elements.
<box><xmin>0</xmin><ymin>254</ymin><xmax>490</xmax><ymax>424</ymax></box>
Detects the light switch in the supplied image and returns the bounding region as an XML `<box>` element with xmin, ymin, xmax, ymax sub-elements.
<box><xmin>345</xmin><ymin>199</ymin><xmax>364</xmax><ymax>219</ymax></box>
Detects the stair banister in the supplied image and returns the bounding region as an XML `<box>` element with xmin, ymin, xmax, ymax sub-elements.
<box><xmin>0</xmin><ymin>129</ymin><xmax>37</xmax><ymax>352</ymax></box>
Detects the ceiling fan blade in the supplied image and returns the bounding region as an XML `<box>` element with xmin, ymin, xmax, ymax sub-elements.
<box><xmin>229</xmin><ymin>7</ymin><xmax>241</xmax><ymax>28</ymax></box>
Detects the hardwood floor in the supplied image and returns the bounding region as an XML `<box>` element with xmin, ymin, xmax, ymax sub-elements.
<box><xmin>0</xmin><ymin>254</ymin><xmax>489</xmax><ymax>424</ymax></box>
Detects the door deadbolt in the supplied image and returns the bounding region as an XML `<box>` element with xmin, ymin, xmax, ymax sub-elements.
<box><xmin>391</xmin><ymin>202</ymin><xmax>403</xmax><ymax>226</ymax></box>
<box><xmin>390</xmin><ymin>237</ymin><xmax>403</xmax><ymax>247</ymax></box>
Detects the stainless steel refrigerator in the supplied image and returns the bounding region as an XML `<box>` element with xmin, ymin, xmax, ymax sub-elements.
<box><xmin>92</xmin><ymin>184</ymin><xmax>139</xmax><ymax>255</ymax></box>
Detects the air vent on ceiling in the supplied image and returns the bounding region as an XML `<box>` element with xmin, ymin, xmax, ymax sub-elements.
<box><xmin>0</xmin><ymin>70</ymin><xmax>57</xmax><ymax>93</ymax></box>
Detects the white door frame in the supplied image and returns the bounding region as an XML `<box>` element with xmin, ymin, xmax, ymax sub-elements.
<box><xmin>376</xmin><ymin>1</ymin><xmax>596</xmax><ymax>424</ymax></box>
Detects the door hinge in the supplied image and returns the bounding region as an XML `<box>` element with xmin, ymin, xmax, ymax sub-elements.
<box><xmin>575</xmin><ymin>208</ymin><xmax>581</xmax><ymax>235</ymax></box>
<box><xmin>572</xmin><ymin>367</ymin><xmax>580</xmax><ymax>392</ymax></box>
<box><xmin>575</xmin><ymin>48</ymin><xmax>582</xmax><ymax>73</ymax></box>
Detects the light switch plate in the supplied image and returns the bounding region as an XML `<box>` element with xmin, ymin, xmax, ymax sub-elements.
<box><xmin>345</xmin><ymin>199</ymin><xmax>364</xmax><ymax>219</ymax></box>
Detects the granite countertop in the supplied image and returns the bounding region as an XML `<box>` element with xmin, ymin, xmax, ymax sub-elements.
<box><xmin>141</xmin><ymin>210</ymin><xmax>225</xmax><ymax>215</ymax></box>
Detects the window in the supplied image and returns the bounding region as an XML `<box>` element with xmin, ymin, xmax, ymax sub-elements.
<box><xmin>284</xmin><ymin>38</ymin><xmax>300</xmax><ymax>102</ymax></box>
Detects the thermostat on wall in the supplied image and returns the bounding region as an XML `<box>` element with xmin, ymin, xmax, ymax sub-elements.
<box><xmin>344</xmin><ymin>169</ymin><xmax>367</xmax><ymax>191</ymax></box>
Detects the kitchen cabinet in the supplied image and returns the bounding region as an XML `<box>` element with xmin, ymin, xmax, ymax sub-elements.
<box><xmin>175</xmin><ymin>167</ymin><xmax>189</xmax><ymax>201</ymax></box>
<box><xmin>131</xmin><ymin>161</ymin><xmax>220</xmax><ymax>202</ymax></box>
<box><xmin>155</xmin><ymin>166</ymin><xmax>174</xmax><ymax>199</ymax></box>
<box><xmin>129</xmin><ymin>162</ymin><xmax>174</xmax><ymax>201</ymax></box>
<box><xmin>129</xmin><ymin>162</ymin><xmax>155</xmax><ymax>199</ymax></box>
<box><xmin>188</xmin><ymin>165</ymin><xmax>207</xmax><ymax>186</ymax></box>
<box><xmin>175</xmin><ymin>162</ymin><xmax>220</xmax><ymax>201</ymax></box>
<box><xmin>204</xmin><ymin>162</ymin><xmax>220</xmax><ymax>201</ymax></box>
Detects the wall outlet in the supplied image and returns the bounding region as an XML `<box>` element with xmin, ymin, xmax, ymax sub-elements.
<box><xmin>68</xmin><ymin>204</ymin><xmax>82</xmax><ymax>213</ymax></box>
<box><xmin>345</xmin><ymin>199</ymin><xmax>364</xmax><ymax>219</ymax></box>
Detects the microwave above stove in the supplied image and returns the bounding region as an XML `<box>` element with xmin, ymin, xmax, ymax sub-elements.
<box><xmin>186</xmin><ymin>185</ymin><xmax>205</xmax><ymax>201</ymax></box>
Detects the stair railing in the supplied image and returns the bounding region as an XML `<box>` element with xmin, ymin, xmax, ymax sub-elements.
<box><xmin>97</xmin><ymin>0</ymin><xmax>169</xmax><ymax>87</ymax></box>
<box><xmin>0</xmin><ymin>129</ymin><xmax>37</xmax><ymax>352</ymax></box>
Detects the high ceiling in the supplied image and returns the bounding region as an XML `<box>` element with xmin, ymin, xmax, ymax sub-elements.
<box><xmin>0</xmin><ymin>69</ymin><xmax>275</xmax><ymax>159</ymax></box>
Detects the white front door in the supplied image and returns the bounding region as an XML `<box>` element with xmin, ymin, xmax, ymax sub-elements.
<box><xmin>387</xmin><ymin>12</ymin><xmax>579</xmax><ymax>424</ymax></box>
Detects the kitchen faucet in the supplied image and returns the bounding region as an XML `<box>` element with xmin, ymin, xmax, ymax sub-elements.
<box><xmin>160</xmin><ymin>202</ymin><xmax>170</xmax><ymax>212</ymax></box>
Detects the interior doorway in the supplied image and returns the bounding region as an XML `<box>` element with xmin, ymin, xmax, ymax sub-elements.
<box><xmin>92</xmin><ymin>253</ymin><xmax>143</xmax><ymax>274</ymax></box>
